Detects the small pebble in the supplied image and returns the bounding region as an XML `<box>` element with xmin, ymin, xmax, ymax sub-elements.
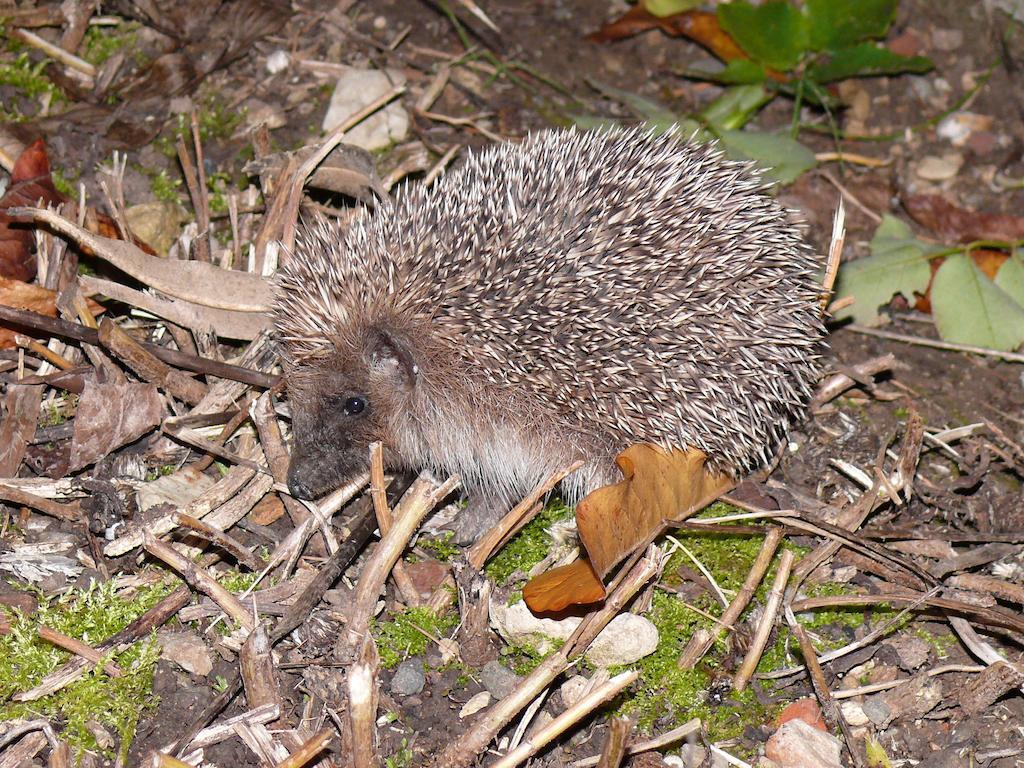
<box><xmin>390</xmin><ymin>658</ymin><xmax>426</xmax><ymax>696</ymax></box>
<box><xmin>862</xmin><ymin>698</ymin><xmax>892</xmax><ymax>726</ymax></box>
<box><xmin>266</xmin><ymin>50</ymin><xmax>290</xmax><ymax>74</ymax></box>
<box><xmin>480</xmin><ymin>661</ymin><xmax>520</xmax><ymax>700</ymax></box>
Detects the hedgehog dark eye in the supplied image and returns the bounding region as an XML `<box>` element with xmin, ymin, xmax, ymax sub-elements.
<box><xmin>343</xmin><ymin>396</ymin><xmax>366</xmax><ymax>415</ymax></box>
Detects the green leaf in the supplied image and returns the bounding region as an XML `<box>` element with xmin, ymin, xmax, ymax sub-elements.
<box><xmin>994</xmin><ymin>251</ymin><xmax>1024</xmax><ymax>307</ymax></box>
<box><xmin>682</xmin><ymin>59</ymin><xmax>768</xmax><ymax>85</ymax></box>
<box><xmin>931</xmin><ymin>254</ymin><xmax>1024</xmax><ymax>351</ymax></box>
<box><xmin>832</xmin><ymin>216</ymin><xmax>937</xmax><ymax>324</ymax></box>
<box><xmin>807</xmin><ymin>43</ymin><xmax>933</xmax><ymax>83</ymax></box>
<box><xmin>586</xmin><ymin>78</ymin><xmax>680</xmax><ymax>126</ymax></box>
<box><xmin>715</xmin><ymin>129</ymin><xmax>816</xmax><ymax>184</ymax></box>
<box><xmin>804</xmin><ymin>0</ymin><xmax>897</xmax><ymax>50</ymax></box>
<box><xmin>645</xmin><ymin>0</ymin><xmax>702</xmax><ymax>18</ymax></box>
<box><xmin>699</xmin><ymin>84</ymin><xmax>771</xmax><ymax>131</ymax></box>
<box><xmin>717</xmin><ymin>0</ymin><xmax>809</xmax><ymax>72</ymax></box>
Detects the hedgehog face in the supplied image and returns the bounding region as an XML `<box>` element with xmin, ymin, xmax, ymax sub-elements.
<box><xmin>285</xmin><ymin>327</ymin><xmax>418</xmax><ymax>500</ymax></box>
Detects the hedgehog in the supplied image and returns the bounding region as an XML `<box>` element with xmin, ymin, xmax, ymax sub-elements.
<box><xmin>273</xmin><ymin>127</ymin><xmax>825</xmax><ymax>539</ymax></box>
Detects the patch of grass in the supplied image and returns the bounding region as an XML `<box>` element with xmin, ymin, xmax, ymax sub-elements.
<box><xmin>154</xmin><ymin>98</ymin><xmax>248</xmax><ymax>159</ymax></box>
<box><xmin>82</xmin><ymin>22</ymin><xmax>139</xmax><ymax>67</ymax></box>
<box><xmin>417</xmin><ymin>532</ymin><xmax>458</xmax><ymax>563</ymax></box>
<box><xmin>0</xmin><ymin>52</ymin><xmax>64</xmax><ymax>120</ymax></box>
<box><xmin>374</xmin><ymin>606</ymin><xmax>459</xmax><ymax>669</ymax></box>
<box><xmin>619</xmin><ymin>590</ymin><xmax>775</xmax><ymax>740</ymax></box>
<box><xmin>148</xmin><ymin>169</ymin><xmax>184</xmax><ymax>206</ymax></box>
<box><xmin>485</xmin><ymin>500</ymin><xmax>575</xmax><ymax>585</ymax></box>
<box><xmin>0</xmin><ymin>578</ymin><xmax>173</xmax><ymax>760</ymax></box>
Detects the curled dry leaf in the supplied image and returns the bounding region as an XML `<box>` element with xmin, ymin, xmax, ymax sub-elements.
<box><xmin>68</xmin><ymin>378</ymin><xmax>165</xmax><ymax>472</ymax></box>
<box><xmin>905</xmin><ymin>193</ymin><xmax>1024</xmax><ymax>244</ymax></box>
<box><xmin>0</xmin><ymin>139</ymin><xmax>63</xmax><ymax>282</ymax></box>
<box><xmin>524</xmin><ymin>445</ymin><xmax>733</xmax><ymax>612</ymax></box>
<box><xmin>0</xmin><ymin>276</ymin><xmax>104</xmax><ymax>350</ymax></box>
<box><xmin>589</xmin><ymin>6</ymin><xmax>748</xmax><ymax>64</ymax></box>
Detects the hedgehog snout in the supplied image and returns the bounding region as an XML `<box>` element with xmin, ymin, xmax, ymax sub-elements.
<box><xmin>286</xmin><ymin>393</ymin><xmax>378</xmax><ymax>499</ymax></box>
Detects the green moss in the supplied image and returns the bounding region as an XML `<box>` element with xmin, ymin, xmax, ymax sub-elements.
<box><xmin>82</xmin><ymin>22</ymin><xmax>139</xmax><ymax>66</ymax></box>
<box><xmin>915</xmin><ymin>627</ymin><xmax>956</xmax><ymax>659</ymax></box>
<box><xmin>0</xmin><ymin>52</ymin><xmax>64</xmax><ymax>120</ymax></box>
<box><xmin>216</xmin><ymin>568</ymin><xmax>261</xmax><ymax>593</ymax></box>
<box><xmin>384</xmin><ymin>739</ymin><xmax>414</xmax><ymax>768</ymax></box>
<box><xmin>619</xmin><ymin>590</ymin><xmax>775</xmax><ymax>740</ymax></box>
<box><xmin>418</xmin><ymin>532</ymin><xmax>458</xmax><ymax>563</ymax></box>
<box><xmin>0</xmin><ymin>579</ymin><xmax>172</xmax><ymax>760</ymax></box>
<box><xmin>373</xmin><ymin>606</ymin><xmax>459</xmax><ymax>669</ymax></box>
<box><xmin>149</xmin><ymin>169</ymin><xmax>184</xmax><ymax>206</ymax></box>
<box><xmin>51</xmin><ymin>167</ymin><xmax>80</xmax><ymax>198</ymax></box>
<box><xmin>485</xmin><ymin>500</ymin><xmax>575</xmax><ymax>585</ymax></box>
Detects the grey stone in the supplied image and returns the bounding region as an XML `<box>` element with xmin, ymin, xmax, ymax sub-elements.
<box><xmin>480</xmin><ymin>661</ymin><xmax>520</xmax><ymax>700</ymax></box>
<box><xmin>862</xmin><ymin>697</ymin><xmax>892</xmax><ymax>726</ymax></box>
<box><xmin>390</xmin><ymin>658</ymin><xmax>426</xmax><ymax>696</ymax></box>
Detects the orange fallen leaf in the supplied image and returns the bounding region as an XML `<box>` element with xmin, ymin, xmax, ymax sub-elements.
<box><xmin>0</xmin><ymin>140</ymin><xmax>63</xmax><ymax>282</ymax></box>
<box><xmin>524</xmin><ymin>444</ymin><xmax>734</xmax><ymax>612</ymax></box>
<box><xmin>905</xmin><ymin>194</ymin><xmax>1024</xmax><ymax>244</ymax></box>
<box><xmin>590</xmin><ymin>6</ymin><xmax>749</xmax><ymax>65</ymax></box>
<box><xmin>579</xmin><ymin>445</ymin><xmax>734</xmax><ymax>580</ymax></box>
<box><xmin>0</xmin><ymin>276</ymin><xmax>104</xmax><ymax>350</ymax></box>
<box><xmin>522</xmin><ymin>558</ymin><xmax>605</xmax><ymax>614</ymax></box>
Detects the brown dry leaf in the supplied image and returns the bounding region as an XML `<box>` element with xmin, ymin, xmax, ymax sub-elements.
<box><xmin>68</xmin><ymin>378</ymin><xmax>165</xmax><ymax>472</ymax></box>
<box><xmin>589</xmin><ymin>7</ymin><xmax>748</xmax><ymax>64</ymax></box>
<box><xmin>911</xmin><ymin>248</ymin><xmax>1007</xmax><ymax>314</ymax></box>
<box><xmin>579</xmin><ymin>445</ymin><xmax>733</xmax><ymax>579</ymax></box>
<box><xmin>524</xmin><ymin>445</ymin><xmax>733</xmax><ymax>612</ymax></box>
<box><xmin>522</xmin><ymin>558</ymin><xmax>606</xmax><ymax>613</ymax></box>
<box><xmin>0</xmin><ymin>384</ymin><xmax>43</xmax><ymax>477</ymax></box>
<box><xmin>0</xmin><ymin>276</ymin><xmax>105</xmax><ymax>349</ymax></box>
<box><xmin>248</xmin><ymin>493</ymin><xmax>285</xmax><ymax>525</ymax></box>
<box><xmin>0</xmin><ymin>139</ymin><xmax>63</xmax><ymax>282</ymax></box>
<box><xmin>905</xmin><ymin>194</ymin><xmax>1024</xmax><ymax>244</ymax></box>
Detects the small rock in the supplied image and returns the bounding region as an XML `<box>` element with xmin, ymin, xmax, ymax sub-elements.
<box><xmin>480</xmin><ymin>661</ymin><xmax>520</xmax><ymax>700</ymax></box>
<box><xmin>158</xmin><ymin>630</ymin><xmax>213</xmax><ymax>676</ymax></box>
<box><xmin>404</xmin><ymin>559</ymin><xmax>450</xmax><ymax>599</ymax></box>
<box><xmin>765</xmin><ymin>719</ymin><xmax>842</xmax><ymax>768</ymax></box>
<box><xmin>459</xmin><ymin>690</ymin><xmax>490</xmax><ymax>718</ymax></box>
<box><xmin>321</xmin><ymin>66</ymin><xmax>409</xmax><ymax>151</ymax></box>
<box><xmin>266</xmin><ymin>50</ymin><xmax>290</xmax><ymax>74</ymax></box>
<box><xmin>559</xmin><ymin>675</ymin><xmax>590</xmax><ymax>708</ymax></box>
<box><xmin>490</xmin><ymin>600</ymin><xmax>658</xmax><ymax>667</ymax></box>
<box><xmin>916</xmin><ymin>153</ymin><xmax>963</xmax><ymax>182</ymax></box>
<box><xmin>777</xmin><ymin>697</ymin><xmax>827</xmax><ymax>731</ymax></box>
<box><xmin>931</xmin><ymin>28</ymin><xmax>963</xmax><ymax>52</ymax></box>
<box><xmin>936</xmin><ymin>112</ymin><xmax>994</xmax><ymax>147</ymax></box>
<box><xmin>885</xmin><ymin>633</ymin><xmax>931</xmax><ymax>670</ymax></box>
<box><xmin>839</xmin><ymin>700</ymin><xmax>870</xmax><ymax>727</ymax></box>
<box><xmin>586</xmin><ymin>613</ymin><xmax>659</xmax><ymax>667</ymax></box>
<box><xmin>888</xmin><ymin>29</ymin><xmax>922</xmax><ymax>57</ymax></box>
<box><xmin>862</xmin><ymin>697</ymin><xmax>892</xmax><ymax>726</ymax></box>
<box><xmin>391</xmin><ymin>658</ymin><xmax>426</xmax><ymax>696</ymax></box>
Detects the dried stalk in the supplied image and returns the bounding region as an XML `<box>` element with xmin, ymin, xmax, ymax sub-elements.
<box><xmin>734</xmin><ymin>549</ymin><xmax>793</xmax><ymax>691</ymax></box>
<box><xmin>491</xmin><ymin>672</ymin><xmax>638</xmax><ymax>768</ymax></box>
<box><xmin>368</xmin><ymin>442</ymin><xmax>420</xmax><ymax>606</ymax></box>
<box><xmin>143</xmin><ymin>531</ymin><xmax>255</xmax><ymax>631</ymax></box>
<box><xmin>678</xmin><ymin>527</ymin><xmax>783</xmax><ymax>669</ymax></box>
<box><xmin>468</xmin><ymin>461</ymin><xmax>584</xmax><ymax>569</ymax></box>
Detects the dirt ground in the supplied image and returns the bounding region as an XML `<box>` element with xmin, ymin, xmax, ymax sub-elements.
<box><xmin>1</xmin><ymin>0</ymin><xmax>1024</xmax><ymax>767</ymax></box>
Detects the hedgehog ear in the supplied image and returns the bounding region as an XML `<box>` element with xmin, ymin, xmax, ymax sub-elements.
<box><xmin>366</xmin><ymin>327</ymin><xmax>419</xmax><ymax>390</ymax></box>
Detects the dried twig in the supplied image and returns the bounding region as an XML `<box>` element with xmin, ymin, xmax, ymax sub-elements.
<box><xmin>143</xmin><ymin>531</ymin><xmax>255</xmax><ymax>631</ymax></box>
<box><xmin>491</xmin><ymin>672</ymin><xmax>639</xmax><ymax>768</ymax></box>
<box><xmin>734</xmin><ymin>549</ymin><xmax>793</xmax><ymax>691</ymax></box>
